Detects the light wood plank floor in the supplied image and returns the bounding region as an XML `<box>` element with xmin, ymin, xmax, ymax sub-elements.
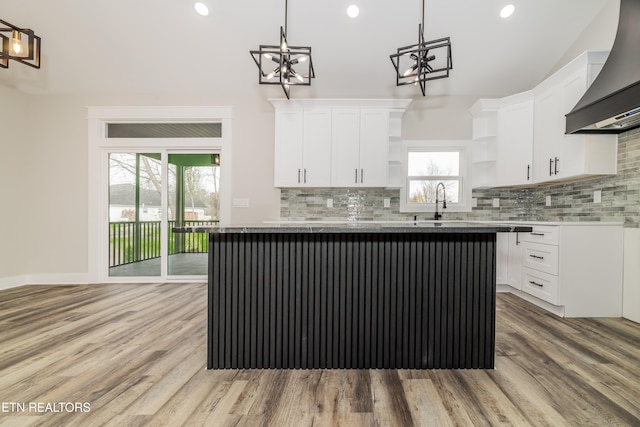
<box><xmin>0</xmin><ymin>283</ymin><xmax>639</xmax><ymax>426</ymax></box>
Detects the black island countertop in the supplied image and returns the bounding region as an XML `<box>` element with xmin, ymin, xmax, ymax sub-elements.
<box><xmin>173</xmin><ymin>221</ymin><xmax>533</xmax><ymax>234</ymax></box>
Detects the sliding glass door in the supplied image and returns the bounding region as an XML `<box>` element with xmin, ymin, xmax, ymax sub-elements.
<box><xmin>108</xmin><ymin>153</ymin><xmax>163</xmax><ymax>277</ymax></box>
<box><xmin>167</xmin><ymin>153</ymin><xmax>220</xmax><ymax>277</ymax></box>
<box><xmin>107</xmin><ymin>151</ymin><xmax>219</xmax><ymax>279</ymax></box>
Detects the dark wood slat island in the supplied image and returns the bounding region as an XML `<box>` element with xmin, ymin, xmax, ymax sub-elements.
<box><xmin>176</xmin><ymin>222</ymin><xmax>531</xmax><ymax>370</ymax></box>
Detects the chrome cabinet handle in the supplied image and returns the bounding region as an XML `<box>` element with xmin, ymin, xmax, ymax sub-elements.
<box><xmin>298</xmin><ymin>169</ymin><xmax>301</xmax><ymax>184</ymax></box>
<box><xmin>355</xmin><ymin>168</ymin><xmax>358</xmax><ymax>184</ymax></box>
<box><xmin>530</xmin><ymin>232</ymin><xmax>545</xmax><ymax>236</ymax></box>
<box><xmin>361</xmin><ymin>168</ymin><xmax>364</xmax><ymax>183</ymax></box>
<box><xmin>549</xmin><ymin>158</ymin><xmax>553</xmax><ymax>176</ymax></box>
<box><xmin>554</xmin><ymin>157</ymin><xmax>559</xmax><ymax>175</ymax></box>
<box><xmin>304</xmin><ymin>169</ymin><xmax>307</xmax><ymax>184</ymax></box>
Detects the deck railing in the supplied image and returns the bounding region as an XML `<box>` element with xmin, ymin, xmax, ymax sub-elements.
<box><xmin>109</xmin><ymin>220</ymin><xmax>216</xmax><ymax>267</ymax></box>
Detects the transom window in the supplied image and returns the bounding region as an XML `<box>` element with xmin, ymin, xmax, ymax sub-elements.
<box><xmin>400</xmin><ymin>141</ymin><xmax>472</xmax><ymax>213</ymax></box>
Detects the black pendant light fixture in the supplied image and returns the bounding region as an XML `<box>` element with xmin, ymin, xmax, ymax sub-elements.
<box><xmin>0</xmin><ymin>19</ymin><xmax>41</xmax><ymax>69</ymax></box>
<box><xmin>390</xmin><ymin>0</ymin><xmax>452</xmax><ymax>96</ymax></box>
<box><xmin>250</xmin><ymin>0</ymin><xmax>315</xmax><ymax>99</ymax></box>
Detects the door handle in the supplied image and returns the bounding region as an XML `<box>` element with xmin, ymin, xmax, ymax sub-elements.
<box><xmin>527</xmin><ymin>164</ymin><xmax>530</xmax><ymax>181</ymax></box>
<box><xmin>361</xmin><ymin>168</ymin><xmax>364</xmax><ymax>184</ymax></box>
<box><xmin>549</xmin><ymin>158</ymin><xmax>553</xmax><ymax>176</ymax></box>
<box><xmin>355</xmin><ymin>168</ymin><xmax>358</xmax><ymax>184</ymax></box>
<box><xmin>304</xmin><ymin>169</ymin><xmax>307</xmax><ymax>184</ymax></box>
<box><xmin>298</xmin><ymin>169</ymin><xmax>301</xmax><ymax>184</ymax></box>
<box><xmin>554</xmin><ymin>157</ymin><xmax>559</xmax><ymax>175</ymax></box>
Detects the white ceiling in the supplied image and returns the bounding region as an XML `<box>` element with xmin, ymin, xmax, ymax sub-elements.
<box><xmin>0</xmin><ymin>0</ymin><xmax>612</xmax><ymax>99</ymax></box>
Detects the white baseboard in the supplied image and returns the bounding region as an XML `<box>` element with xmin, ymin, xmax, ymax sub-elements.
<box><xmin>0</xmin><ymin>275</ymin><xmax>29</xmax><ymax>290</ymax></box>
<box><xmin>0</xmin><ymin>273</ymin><xmax>92</xmax><ymax>290</ymax></box>
<box><xmin>26</xmin><ymin>273</ymin><xmax>91</xmax><ymax>285</ymax></box>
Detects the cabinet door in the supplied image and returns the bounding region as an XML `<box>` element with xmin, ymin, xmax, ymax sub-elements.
<box><xmin>556</xmin><ymin>71</ymin><xmax>588</xmax><ymax>179</ymax></box>
<box><xmin>497</xmin><ymin>100</ymin><xmax>534</xmax><ymax>186</ymax></box>
<box><xmin>302</xmin><ymin>108</ymin><xmax>332</xmax><ymax>187</ymax></box>
<box><xmin>532</xmin><ymin>89</ymin><xmax>561</xmax><ymax>183</ymax></box>
<box><xmin>274</xmin><ymin>111</ymin><xmax>304</xmax><ymax>187</ymax></box>
<box><xmin>331</xmin><ymin>109</ymin><xmax>361</xmax><ymax>186</ymax></box>
<box><xmin>496</xmin><ymin>233</ymin><xmax>509</xmax><ymax>285</ymax></box>
<box><xmin>507</xmin><ymin>232</ymin><xmax>523</xmax><ymax>290</ymax></box>
<box><xmin>359</xmin><ymin>109</ymin><xmax>389</xmax><ymax>187</ymax></box>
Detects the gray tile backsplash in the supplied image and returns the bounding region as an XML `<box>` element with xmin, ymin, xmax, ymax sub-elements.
<box><xmin>281</xmin><ymin>128</ymin><xmax>640</xmax><ymax>227</ymax></box>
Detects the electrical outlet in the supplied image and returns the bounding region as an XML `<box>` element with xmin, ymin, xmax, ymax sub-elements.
<box><xmin>232</xmin><ymin>198</ymin><xmax>250</xmax><ymax>208</ymax></box>
<box><xmin>327</xmin><ymin>198</ymin><xmax>333</xmax><ymax>208</ymax></box>
<box><xmin>383</xmin><ymin>198</ymin><xmax>391</xmax><ymax>208</ymax></box>
<box><xmin>594</xmin><ymin>190</ymin><xmax>602</xmax><ymax>204</ymax></box>
<box><xmin>471</xmin><ymin>198</ymin><xmax>478</xmax><ymax>208</ymax></box>
<box><xmin>492</xmin><ymin>198</ymin><xmax>500</xmax><ymax>208</ymax></box>
<box><xmin>546</xmin><ymin>196</ymin><xmax>551</xmax><ymax>206</ymax></box>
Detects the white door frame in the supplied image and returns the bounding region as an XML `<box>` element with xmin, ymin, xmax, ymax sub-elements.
<box><xmin>87</xmin><ymin>106</ymin><xmax>232</xmax><ymax>283</ymax></box>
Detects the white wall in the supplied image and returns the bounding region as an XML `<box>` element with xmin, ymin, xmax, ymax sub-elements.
<box><xmin>0</xmin><ymin>86</ymin><xmax>31</xmax><ymax>286</ymax></box>
<box><xmin>549</xmin><ymin>0</ymin><xmax>619</xmax><ymax>76</ymax></box>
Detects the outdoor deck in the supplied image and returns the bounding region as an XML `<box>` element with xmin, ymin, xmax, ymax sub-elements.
<box><xmin>109</xmin><ymin>253</ymin><xmax>208</xmax><ymax>277</ymax></box>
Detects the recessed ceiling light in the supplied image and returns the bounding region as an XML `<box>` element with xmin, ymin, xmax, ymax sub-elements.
<box><xmin>195</xmin><ymin>2</ymin><xmax>209</xmax><ymax>16</ymax></box>
<box><xmin>347</xmin><ymin>5</ymin><xmax>360</xmax><ymax>18</ymax></box>
<box><xmin>500</xmin><ymin>4</ymin><xmax>515</xmax><ymax>19</ymax></box>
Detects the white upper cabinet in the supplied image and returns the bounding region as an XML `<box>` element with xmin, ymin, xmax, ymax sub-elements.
<box><xmin>271</xmin><ymin>99</ymin><xmax>410</xmax><ymax>188</ymax></box>
<box><xmin>471</xmin><ymin>51</ymin><xmax>618</xmax><ymax>189</ymax></box>
<box><xmin>331</xmin><ymin>109</ymin><xmax>361</xmax><ymax>186</ymax></box>
<box><xmin>497</xmin><ymin>93</ymin><xmax>534</xmax><ymax>186</ymax></box>
<box><xmin>331</xmin><ymin>109</ymin><xmax>389</xmax><ymax>187</ymax></box>
<box><xmin>274</xmin><ymin>110</ymin><xmax>305</xmax><ymax>187</ymax></box>
<box><xmin>273</xmin><ymin>108</ymin><xmax>331</xmax><ymax>187</ymax></box>
<box><xmin>359</xmin><ymin>110</ymin><xmax>390</xmax><ymax>187</ymax></box>
<box><xmin>302</xmin><ymin>108</ymin><xmax>332</xmax><ymax>187</ymax></box>
<box><xmin>532</xmin><ymin>51</ymin><xmax>617</xmax><ymax>184</ymax></box>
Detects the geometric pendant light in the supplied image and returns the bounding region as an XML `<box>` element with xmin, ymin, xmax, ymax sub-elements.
<box><xmin>389</xmin><ymin>0</ymin><xmax>451</xmax><ymax>96</ymax></box>
<box><xmin>250</xmin><ymin>0</ymin><xmax>315</xmax><ymax>99</ymax></box>
<box><xmin>0</xmin><ymin>19</ymin><xmax>41</xmax><ymax>69</ymax></box>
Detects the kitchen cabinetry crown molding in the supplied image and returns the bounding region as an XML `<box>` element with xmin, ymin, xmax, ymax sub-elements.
<box><xmin>532</xmin><ymin>51</ymin><xmax>609</xmax><ymax>96</ymax></box>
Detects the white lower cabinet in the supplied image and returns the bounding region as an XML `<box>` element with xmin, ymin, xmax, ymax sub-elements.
<box><xmin>506</xmin><ymin>232</ymin><xmax>523</xmax><ymax>290</ymax></box>
<box><xmin>498</xmin><ymin>223</ymin><xmax>623</xmax><ymax>317</ymax></box>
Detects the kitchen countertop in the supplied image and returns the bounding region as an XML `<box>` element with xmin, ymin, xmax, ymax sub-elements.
<box><xmin>173</xmin><ymin>221</ymin><xmax>533</xmax><ymax>234</ymax></box>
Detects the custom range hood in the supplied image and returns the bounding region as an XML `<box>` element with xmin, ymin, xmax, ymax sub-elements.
<box><xmin>566</xmin><ymin>0</ymin><xmax>640</xmax><ymax>134</ymax></box>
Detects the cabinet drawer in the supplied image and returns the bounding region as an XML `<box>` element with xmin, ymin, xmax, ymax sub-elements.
<box><xmin>521</xmin><ymin>226</ymin><xmax>559</xmax><ymax>245</ymax></box>
<box><xmin>522</xmin><ymin>268</ymin><xmax>559</xmax><ymax>305</ymax></box>
<box><xmin>523</xmin><ymin>242</ymin><xmax>559</xmax><ymax>275</ymax></box>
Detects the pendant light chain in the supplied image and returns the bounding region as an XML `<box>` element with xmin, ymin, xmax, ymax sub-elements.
<box><xmin>284</xmin><ymin>0</ymin><xmax>288</xmax><ymax>36</ymax></box>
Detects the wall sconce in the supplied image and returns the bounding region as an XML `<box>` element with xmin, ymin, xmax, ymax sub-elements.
<box><xmin>0</xmin><ymin>19</ymin><xmax>41</xmax><ymax>69</ymax></box>
<box><xmin>250</xmin><ymin>0</ymin><xmax>315</xmax><ymax>99</ymax></box>
<box><xmin>389</xmin><ymin>0</ymin><xmax>452</xmax><ymax>96</ymax></box>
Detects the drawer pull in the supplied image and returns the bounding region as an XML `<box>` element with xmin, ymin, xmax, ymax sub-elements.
<box><xmin>529</xmin><ymin>254</ymin><xmax>544</xmax><ymax>260</ymax></box>
<box><xmin>530</xmin><ymin>232</ymin><xmax>545</xmax><ymax>237</ymax></box>
<box><xmin>529</xmin><ymin>280</ymin><xmax>544</xmax><ymax>288</ymax></box>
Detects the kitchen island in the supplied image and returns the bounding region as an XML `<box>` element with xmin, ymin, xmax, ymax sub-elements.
<box><xmin>175</xmin><ymin>222</ymin><xmax>531</xmax><ymax>369</ymax></box>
